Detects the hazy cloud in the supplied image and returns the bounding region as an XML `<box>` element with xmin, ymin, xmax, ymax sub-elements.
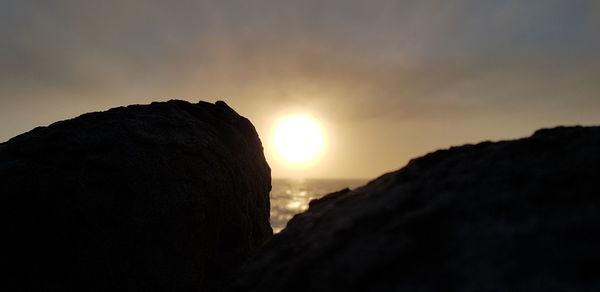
<box><xmin>1</xmin><ymin>0</ymin><xmax>599</xmax><ymax>177</ymax></box>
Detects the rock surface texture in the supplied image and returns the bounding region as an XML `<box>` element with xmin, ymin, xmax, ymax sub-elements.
<box><xmin>1</xmin><ymin>100</ymin><xmax>272</xmax><ymax>291</ymax></box>
<box><xmin>233</xmin><ymin>126</ymin><xmax>600</xmax><ymax>292</ymax></box>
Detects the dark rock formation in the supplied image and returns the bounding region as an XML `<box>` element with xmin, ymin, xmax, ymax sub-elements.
<box><xmin>1</xmin><ymin>100</ymin><xmax>272</xmax><ymax>291</ymax></box>
<box><xmin>233</xmin><ymin>126</ymin><xmax>600</xmax><ymax>292</ymax></box>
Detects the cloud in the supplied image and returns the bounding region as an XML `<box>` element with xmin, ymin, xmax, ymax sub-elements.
<box><xmin>1</xmin><ymin>0</ymin><xmax>599</xmax><ymax>177</ymax></box>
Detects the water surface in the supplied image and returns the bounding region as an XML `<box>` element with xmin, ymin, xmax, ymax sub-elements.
<box><xmin>270</xmin><ymin>178</ymin><xmax>367</xmax><ymax>233</ymax></box>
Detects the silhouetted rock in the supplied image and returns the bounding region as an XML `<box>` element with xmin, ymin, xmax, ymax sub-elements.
<box><xmin>1</xmin><ymin>100</ymin><xmax>272</xmax><ymax>291</ymax></box>
<box><xmin>233</xmin><ymin>126</ymin><xmax>600</xmax><ymax>292</ymax></box>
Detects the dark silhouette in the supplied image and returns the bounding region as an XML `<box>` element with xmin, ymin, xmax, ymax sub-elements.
<box><xmin>233</xmin><ymin>126</ymin><xmax>600</xmax><ymax>291</ymax></box>
<box><xmin>1</xmin><ymin>100</ymin><xmax>272</xmax><ymax>291</ymax></box>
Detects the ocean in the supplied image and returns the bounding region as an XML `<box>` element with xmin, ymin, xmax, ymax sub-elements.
<box><xmin>270</xmin><ymin>178</ymin><xmax>368</xmax><ymax>233</ymax></box>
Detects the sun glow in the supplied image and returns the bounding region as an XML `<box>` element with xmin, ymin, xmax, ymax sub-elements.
<box><xmin>273</xmin><ymin>115</ymin><xmax>325</xmax><ymax>164</ymax></box>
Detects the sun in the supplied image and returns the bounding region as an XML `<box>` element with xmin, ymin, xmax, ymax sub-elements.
<box><xmin>273</xmin><ymin>115</ymin><xmax>325</xmax><ymax>164</ymax></box>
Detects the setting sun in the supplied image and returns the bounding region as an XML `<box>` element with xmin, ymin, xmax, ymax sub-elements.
<box><xmin>273</xmin><ymin>115</ymin><xmax>325</xmax><ymax>164</ymax></box>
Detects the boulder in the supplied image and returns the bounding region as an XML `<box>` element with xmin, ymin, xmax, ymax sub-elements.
<box><xmin>1</xmin><ymin>100</ymin><xmax>272</xmax><ymax>291</ymax></box>
<box><xmin>233</xmin><ymin>126</ymin><xmax>600</xmax><ymax>291</ymax></box>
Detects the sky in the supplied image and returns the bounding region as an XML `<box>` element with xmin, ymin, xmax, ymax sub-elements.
<box><xmin>1</xmin><ymin>0</ymin><xmax>599</xmax><ymax>178</ymax></box>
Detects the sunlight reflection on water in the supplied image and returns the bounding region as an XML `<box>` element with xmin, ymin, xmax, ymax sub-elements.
<box><xmin>270</xmin><ymin>178</ymin><xmax>367</xmax><ymax>233</ymax></box>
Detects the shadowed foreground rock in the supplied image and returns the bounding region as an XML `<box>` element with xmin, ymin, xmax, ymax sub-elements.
<box><xmin>233</xmin><ymin>126</ymin><xmax>600</xmax><ymax>292</ymax></box>
<box><xmin>1</xmin><ymin>100</ymin><xmax>272</xmax><ymax>291</ymax></box>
